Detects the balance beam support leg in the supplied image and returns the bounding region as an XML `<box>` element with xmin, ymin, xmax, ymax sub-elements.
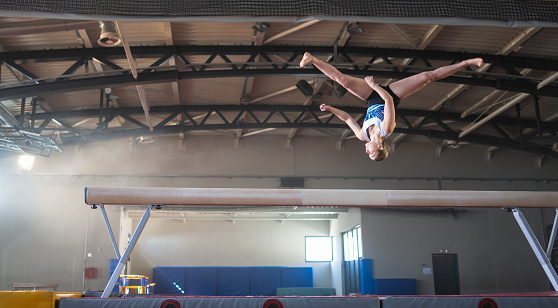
<box><xmin>100</xmin><ymin>204</ymin><xmax>121</xmax><ymax>260</ymax></box>
<box><xmin>546</xmin><ymin>209</ymin><xmax>558</xmax><ymax>258</ymax></box>
<box><xmin>101</xmin><ymin>204</ymin><xmax>154</xmax><ymax>298</ymax></box>
<box><xmin>512</xmin><ymin>208</ymin><xmax>558</xmax><ymax>290</ymax></box>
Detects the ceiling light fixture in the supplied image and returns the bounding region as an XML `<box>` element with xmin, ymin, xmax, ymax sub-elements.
<box><xmin>296</xmin><ymin>80</ymin><xmax>314</xmax><ymax>97</ymax></box>
<box><xmin>137</xmin><ymin>136</ymin><xmax>154</xmax><ymax>144</ymax></box>
<box><xmin>18</xmin><ymin>154</ymin><xmax>35</xmax><ymax>170</ymax></box>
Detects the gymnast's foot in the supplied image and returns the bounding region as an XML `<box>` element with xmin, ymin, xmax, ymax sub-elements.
<box><xmin>300</xmin><ymin>52</ymin><xmax>314</xmax><ymax>68</ymax></box>
<box><xmin>465</xmin><ymin>58</ymin><xmax>483</xmax><ymax>67</ymax></box>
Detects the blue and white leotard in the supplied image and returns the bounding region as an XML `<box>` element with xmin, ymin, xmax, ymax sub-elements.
<box><xmin>362</xmin><ymin>104</ymin><xmax>389</xmax><ymax>141</ymax></box>
<box><xmin>361</xmin><ymin>85</ymin><xmax>401</xmax><ymax>142</ymax></box>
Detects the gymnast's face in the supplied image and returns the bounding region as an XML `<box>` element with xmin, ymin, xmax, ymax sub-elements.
<box><xmin>365</xmin><ymin>141</ymin><xmax>383</xmax><ymax>160</ymax></box>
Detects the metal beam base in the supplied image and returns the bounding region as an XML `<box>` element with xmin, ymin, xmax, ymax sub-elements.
<box><xmin>94</xmin><ymin>204</ymin><xmax>154</xmax><ymax>298</ymax></box>
<box><xmin>510</xmin><ymin>208</ymin><xmax>558</xmax><ymax>290</ymax></box>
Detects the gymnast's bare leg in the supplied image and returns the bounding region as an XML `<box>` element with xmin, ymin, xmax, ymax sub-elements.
<box><xmin>300</xmin><ymin>52</ymin><xmax>483</xmax><ymax>101</ymax></box>
<box><xmin>300</xmin><ymin>52</ymin><xmax>373</xmax><ymax>100</ymax></box>
<box><xmin>388</xmin><ymin>58</ymin><xmax>483</xmax><ymax>99</ymax></box>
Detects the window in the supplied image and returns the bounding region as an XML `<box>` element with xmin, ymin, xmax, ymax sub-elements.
<box><xmin>342</xmin><ymin>225</ymin><xmax>363</xmax><ymax>295</ymax></box>
<box><xmin>305</xmin><ymin>236</ymin><xmax>333</xmax><ymax>262</ymax></box>
<box><xmin>342</xmin><ymin>225</ymin><xmax>362</xmax><ymax>261</ymax></box>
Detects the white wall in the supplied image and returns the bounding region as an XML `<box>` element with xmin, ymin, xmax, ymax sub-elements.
<box><xmin>1</xmin><ymin>135</ymin><xmax>557</xmax><ymax>294</ymax></box>
<box><xmin>129</xmin><ymin>218</ymin><xmax>332</xmax><ymax>287</ymax></box>
<box><xmin>0</xmin><ymin>174</ymin><xmax>118</xmax><ymax>292</ymax></box>
<box><xmin>361</xmin><ymin>207</ymin><xmax>550</xmax><ymax>294</ymax></box>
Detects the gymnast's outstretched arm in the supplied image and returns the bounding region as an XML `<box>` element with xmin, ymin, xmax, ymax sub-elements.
<box><xmin>320</xmin><ymin>104</ymin><xmax>365</xmax><ymax>141</ymax></box>
<box><xmin>365</xmin><ymin>76</ymin><xmax>396</xmax><ymax>135</ymax></box>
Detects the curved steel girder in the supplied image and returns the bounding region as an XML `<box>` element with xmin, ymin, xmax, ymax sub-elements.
<box><xmin>57</xmin><ymin>124</ymin><xmax>557</xmax><ymax>158</ymax></box>
<box><xmin>27</xmin><ymin>105</ymin><xmax>558</xmax><ymax>157</ymax></box>
<box><xmin>29</xmin><ymin>104</ymin><xmax>558</xmax><ymax>131</ymax></box>
<box><xmin>2</xmin><ymin>46</ymin><xmax>558</xmax><ymax>72</ymax></box>
<box><xmin>1</xmin><ymin>46</ymin><xmax>558</xmax><ymax>100</ymax></box>
<box><xmin>0</xmin><ymin>70</ymin><xmax>178</xmax><ymax>100</ymax></box>
<box><xmin>1</xmin><ymin>68</ymin><xmax>557</xmax><ymax>101</ymax></box>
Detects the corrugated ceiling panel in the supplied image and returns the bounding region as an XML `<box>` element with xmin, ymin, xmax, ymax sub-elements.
<box><xmin>178</xmin><ymin>77</ymin><xmax>245</xmax><ymax>104</ymax></box>
<box><xmin>263</xmin><ymin>21</ymin><xmax>345</xmax><ymax>45</ymax></box>
<box><xmin>448</xmin><ymin>86</ymin><xmax>501</xmax><ymax>115</ymax></box>
<box><xmin>0</xmin><ymin>99</ymin><xmax>22</xmax><ymax>114</ymax></box>
<box><xmin>249</xmin><ymin>76</ymin><xmax>309</xmax><ymax>104</ymax></box>
<box><xmin>110</xmin><ymin>84</ymin><xmax>176</xmax><ymax>108</ymax></box>
<box><xmin>121</xmin><ymin>21</ymin><xmax>168</xmax><ymax>46</ymax></box>
<box><xmin>0</xmin><ymin>17</ymin><xmax>38</xmax><ymax>23</ymax></box>
<box><xmin>42</xmin><ymin>89</ymin><xmax>101</xmax><ymax>110</ymax></box>
<box><xmin>1</xmin><ymin>31</ymin><xmax>82</xmax><ymax>51</ymax></box>
<box><xmin>397</xmin><ymin>82</ymin><xmax>461</xmax><ymax>110</ymax></box>
<box><xmin>385</xmin><ymin>24</ymin><xmax>443</xmax><ymax>48</ymax></box>
<box><xmin>110</xmin><ymin>85</ymin><xmax>145</xmax><ymax>107</ymax></box>
<box><xmin>172</xmin><ymin>22</ymin><xmax>254</xmax><ymax>45</ymax></box>
<box><xmin>516</xmin><ymin>28</ymin><xmax>558</xmax><ymax>59</ymax></box>
<box><xmin>497</xmin><ymin>93</ymin><xmax>558</xmax><ymax>121</ymax></box>
<box><xmin>320</xmin><ymin>90</ymin><xmax>366</xmax><ymax>108</ymax></box>
<box><xmin>349</xmin><ymin>22</ymin><xmax>415</xmax><ymax>48</ymax></box>
<box><xmin>427</xmin><ymin>26</ymin><xmax>526</xmax><ymax>54</ymax></box>
<box><xmin>81</xmin><ymin>27</ymin><xmax>101</xmax><ymax>47</ymax></box>
<box><xmin>0</xmin><ymin>68</ymin><xmax>21</xmax><ymax>84</ymax></box>
<box><xmin>9</xmin><ymin>61</ymin><xmax>88</xmax><ymax>80</ymax></box>
<box><xmin>143</xmin><ymin>83</ymin><xmax>176</xmax><ymax>106</ymax></box>
<box><xmin>535</xmin><ymin>96</ymin><xmax>558</xmax><ymax>121</ymax></box>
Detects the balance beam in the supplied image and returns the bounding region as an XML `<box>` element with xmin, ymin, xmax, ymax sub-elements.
<box><xmin>84</xmin><ymin>186</ymin><xmax>558</xmax><ymax>298</ymax></box>
<box><xmin>84</xmin><ymin>187</ymin><xmax>558</xmax><ymax>208</ymax></box>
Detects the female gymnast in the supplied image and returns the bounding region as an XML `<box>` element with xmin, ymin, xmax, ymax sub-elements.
<box><xmin>299</xmin><ymin>52</ymin><xmax>483</xmax><ymax>161</ymax></box>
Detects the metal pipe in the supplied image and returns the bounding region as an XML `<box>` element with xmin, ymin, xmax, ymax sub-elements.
<box><xmin>101</xmin><ymin>204</ymin><xmax>153</xmax><ymax>298</ymax></box>
<box><xmin>512</xmin><ymin>208</ymin><xmax>558</xmax><ymax>290</ymax></box>
<box><xmin>0</xmin><ymin>102</ymin><xmax>19</xmax><ymax>127</ymax></box>
<box><xmin>82</xmin><ymin>206</ymin><xmax>90</xmax><ymax>292</ymax></box>
<box><xmin>547</xmin><ymin>209</ymin><xmax>558</xmax><ymax>258</ymax></box>
<box><xmin>100</xmin><ymin>205</ymin><xmax>121</xmax><ymax>260</ymax></box>
<box><xmin>104</xmin><ymin>90</ymin><xmax>111</xmax><ymax>129</ymax></box>
<box><xmin>98</xmin><ymin>89</ymin><xmax>104</xmax><ymax>131</ymax></box>
<box><xmin>30</xmin><ymin>98</ymin><xmax>37</xmax><ymax>129</ymax></box>
<box><xmin>515</xmin><ymin>103</ymin><xmax>524</xmax><ymax>147</ymax></box>
<box><xmin>19</xmin><ymin>98</ymin><xmax>26</xmax><ymax>127</ymax></box>
<box><xmin>533</xmin><ymin>94</ymin><xmax>543</xmax><ymax>139</ymax></box>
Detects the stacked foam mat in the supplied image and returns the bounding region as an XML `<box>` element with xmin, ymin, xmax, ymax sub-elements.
<box><xmin>0</xmin><ymin>291</ymin><xmax>81</xmax><ymax>308</ymax></box>
<box><xmin>59</xmin><ymin>297</ymin><xmax>378</xmax><ymax>308</ymax></box>
<box><xmin>6</xmin><ymin>291</ymin><xmax>558</xmax><ymax>307</ymax></box>
<box><xmin>57</xmin><ymin>293</ymin><xmax>558</xmax><ymax>308</ymax></box>
<box><xmin>381</xmin><ymin>293</ymin><xmax>558</xmax><ymax>307</ymax></box>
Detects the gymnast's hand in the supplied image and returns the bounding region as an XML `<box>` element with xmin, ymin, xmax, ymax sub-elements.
<box><xmin>320</xmin><ymin>104</ymin><xmax>331</xmax><ymax>112</ymax></box>
<box><xmin>364</xmin><ymin>76</ymin><xmax>375</xmax><ymax>87</ymax></box>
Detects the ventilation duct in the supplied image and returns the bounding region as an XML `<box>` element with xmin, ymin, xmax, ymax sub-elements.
<box><xmin>98</xmin><ymin>21</ymin><xmax>121</xmax><ymax>47</ymax></box>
